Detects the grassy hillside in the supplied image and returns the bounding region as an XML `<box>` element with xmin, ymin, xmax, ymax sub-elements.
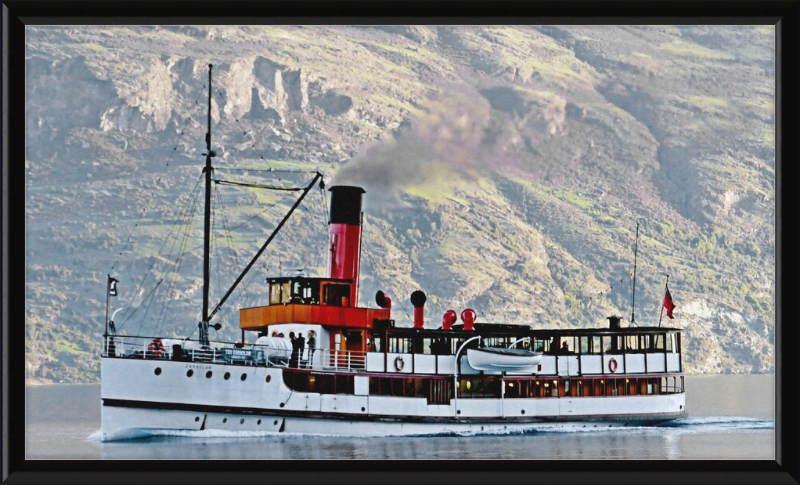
<box><xmin>24</xmin><ymin>26</ymin><xmax>774</xmax><ymax>382</ymax></box>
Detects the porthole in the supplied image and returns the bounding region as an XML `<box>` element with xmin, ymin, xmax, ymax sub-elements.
<box><xmin>195</xmin><ymin>416</ymin><xmax>200</xmax><ymax>422</ymax></box>
<box><xmin>457</xmin><ymin>410</ymin><xmax>461</xmax><ymax>415</ymax></box>
<box><xmin>274</xmin><ymin>420</ymin><xmax>278</xmax><ymax>425</ymax></box>
<box><xmin>361</xmin><ymin>407</ymin><xmax>366</xmax><ymax>412</ymax></box>
<box><xmin>154</xmin><ymin>367</ymin><xmax>162</xmax><ymax>376</ymax></box>
<box><xmin>240</xmin><ymin>419</ymin><xmax>245</xmax><ymax>425</ymax></box>
<box><xmin>223</xmin><ymin>418</ymin><xmax>227</xmax><ymax>423</ymax></box>
<box><xmin>280</xmin><ymin>403</ymin><xmax>285</xmax><ymax>408</ymax></box>
<box><xmin>206</xmin><ymin>371</ymin><xmax>213</xmax><ymax>378</ymax></box>
<box><xmin>224</xmin><ymin>372</ymin><xmax>231</xmax><ymax>380</ymax></box>
<box><xmin>186</xmin><ymin>370</ymin><xmax>194</xmax><ymax>377</ymax></box>
<box><xmin>241</xmin><ymin>373</ymin><xmax>247</xmax><ymax>381</ymax></box>
<box><xmin>257</xmin><ymin>420</ymin><xmax>262</xmax><ymax>425</ymax></box>
<box><xmin>265</xmin><ymin>375</ymin><xmax>272</xmax><ymax>383</ymax></box>
<box><xmin>521</xmin><ymin>410</ymin><xmax>526</xmax><ymax>415</ymax></box>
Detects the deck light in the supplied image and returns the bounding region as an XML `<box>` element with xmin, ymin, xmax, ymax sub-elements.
<box><xmin>466</xmin><ymin>381</ymin><xmax>471</xmax><ymax>390</ymax></box>
<box><xmin>600</xmin><ymin>380</ymin><xmax>604</xmax><ymax>383</ymax></box>
<box><xmin>535</xmin><ymin>381</ymin><xmax>539</xmax><ymax>385</ymax></box>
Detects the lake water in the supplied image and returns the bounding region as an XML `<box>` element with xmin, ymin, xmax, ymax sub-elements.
<box><xmin>25</xmin><ymin>373</ymin><xmax>774</xmax><ymax>460</ymax></box>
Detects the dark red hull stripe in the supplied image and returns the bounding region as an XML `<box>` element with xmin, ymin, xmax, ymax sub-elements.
<box><xmin>102</xmin><ymin>398</ymin><xmax>684</xmax><ymax>425</ymax></box>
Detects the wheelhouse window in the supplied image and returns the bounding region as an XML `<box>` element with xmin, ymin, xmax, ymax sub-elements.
<box><xmin>268</xmin><ymin>278</ymin><xmax>320</xmax><ymax>304</ymax></box>
<box><xmin>269</xmin><ymin>282</ymin><xmax>291</xmax><ymax>304</ymax></box>
<box><xmin>323</xmin><ymin>283</ymin><xmax>351</xmax><ymax>306</ymax></box>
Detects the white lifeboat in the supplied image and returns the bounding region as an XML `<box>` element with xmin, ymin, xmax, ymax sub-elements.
<box><xmin>467</xmin><ymin>347</ymin><xmax>543</xmax><ymax>371</ymax></box>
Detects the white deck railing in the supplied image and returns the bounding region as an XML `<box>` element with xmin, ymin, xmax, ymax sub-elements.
<box><xmin>102</xmin><ymin>335</ymin><xmax>368</xmax><ymax>372</ymax></box>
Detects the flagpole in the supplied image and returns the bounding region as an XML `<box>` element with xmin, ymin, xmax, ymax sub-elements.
<box><xmin>105</xmin><ymin>275</ymin><xmax>111</xmax><ymax>338</ymax></box>
<box><xmin>658</xmin><ymin>274</ymin><xmax>669</xmax><ymax>328</ymax></box>
<box><xmin>631</xmin><ymin>222</ymin><xmax>639</xmax><ymax>326</ymax></box>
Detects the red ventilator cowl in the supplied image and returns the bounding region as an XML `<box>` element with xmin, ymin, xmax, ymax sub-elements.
<box><xmin>461</xmin><ymin>309</ymin><xmax>476</xmax><ymax>331</ymax></box>
<box><xmin>442</xmin><ymin>310</ymin><xmax>457</xmax><ymax>330</ymax></box>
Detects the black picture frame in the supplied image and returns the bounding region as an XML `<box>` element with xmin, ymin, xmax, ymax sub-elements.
<box><xmin>3</xmin><ymin>1</ymin><xmax>798</xmax><ymax>484</ymax></box>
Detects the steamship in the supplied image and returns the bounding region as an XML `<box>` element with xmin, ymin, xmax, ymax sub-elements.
<box><xmin>100</xmin><ymin>66</ymin><xmax>686</xmax><ymax>440</ymax></box>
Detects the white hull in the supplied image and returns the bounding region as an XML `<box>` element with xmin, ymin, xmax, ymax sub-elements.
<box><xmin>100</xmin><ymin>405</ymin><xmax>678</xmax><ymax>441</ymax></box>
<box><xmin>101</xmin><ymin>357</ymin><xmax>685</xmax><ymax>441</ymax></box>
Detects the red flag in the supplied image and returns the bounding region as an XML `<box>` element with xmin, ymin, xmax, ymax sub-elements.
<box><xmin>663</xmin><ymin>287</ymin><xmax>676</xmax><ymax>319</ymax></box>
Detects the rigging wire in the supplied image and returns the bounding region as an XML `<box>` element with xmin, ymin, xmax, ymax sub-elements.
<box><xmin>208</xmin><ymin>183</ymin><xmax>246</xmax><ymax>325</ymax></box>
<box><xmin>151</xmin><ymin>182</ymin><xmax>204</xmax><ymax>336</ymax></box>
<box><xmin>217</xmin><ymin>168</ymin><xmax>320</xmax><ymax>174</ymax></box>
<box><xmin>118</xmin><ymin>175</ymin><xmax>204</xmax><ymax>328</ymax></box>
<box><xmin>110</xmin><ymin>85</ymin><xmax>209</xmax><ymax>274</ymax></box>
<box><xmin>213</xmin><ymin>179</ymin><xmax>303</xmax><ymax>191</ymax></box>
<box><xmin>114</xmin><ymin>279</ymin><xmax>163</xmax><ymax>332</ymax></box>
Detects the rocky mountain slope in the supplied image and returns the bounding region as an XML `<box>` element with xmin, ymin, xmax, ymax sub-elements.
<box><xmin>24</xmin><ymin>26</ymin><xmax>775</xmax><ymax>382</ymax></box>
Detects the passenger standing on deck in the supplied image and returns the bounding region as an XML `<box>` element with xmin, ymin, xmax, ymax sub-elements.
<box><xmin>307</xmin><ymin>330</ymin><xmax>316</xmax><ymax>363</ymax></box>
<box><xmin>289</xmin><ymin>332</ymin><xmax>299</xmax><ymax>368</ymax></box>
<box><xmin>297</xmin><ymin>333</ymin><xmax>306</xmax><ymax>361</ymax></box>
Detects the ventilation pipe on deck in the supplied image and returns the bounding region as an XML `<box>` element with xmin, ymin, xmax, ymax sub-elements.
<box><xmin>442</xmin><ymin>310</ymin><xmax>457</xmax><ymax>330</ymax></box>
<box><xmin>461</xmin><ymin>309</ymin><xmax>476</xmax><ymax>331</ymax></box>
<box><xmin>376</xmin><ymin>290</ymin><xmax>392</xmax><ymax>310</ymax></box>
<box><xmin>410</xmin><ymin>290</ymin><xmax>427</xmax><ymax>329</ymax></box>
<box><xmin>607</xmin><ymin>315</ymin><xmax>622</xmax><ymax>329</ymax></box>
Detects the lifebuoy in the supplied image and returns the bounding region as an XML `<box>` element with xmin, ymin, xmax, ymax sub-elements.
<box><xmin>608</xmin><ymin>358</ymin><xmax>618</xmax><ymax>373</ymax></box>
<box><xmin>394</xmin><ymin>356</ymin><xmax>405</xmax><ymax>372</ymax></box>
<box><xmin>149</xmin><ymin>338</ymin><xmax>164</xmax><ymax>355</ymax></box>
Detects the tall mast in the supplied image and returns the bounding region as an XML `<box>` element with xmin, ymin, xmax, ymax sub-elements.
<box><xmin>630</xmin><ymin>221</ymin><xmax>639</xmax><ymax>326</ymax></box>
<box><xmin>200</xmin><ymin>64</ymin><xmax>215</xmax><ymax>347</ymax></box>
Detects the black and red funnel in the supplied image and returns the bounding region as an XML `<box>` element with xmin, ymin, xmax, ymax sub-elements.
<box><xmin>328</xmin><ymin>186</ymin><xmax>365</xmax><ymax>305</ymax></box>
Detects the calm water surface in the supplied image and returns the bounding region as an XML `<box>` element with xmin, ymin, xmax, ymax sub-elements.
<box><xmin>25</xmin><ymin>373</ymin><xmax>774</xmax><ymax>460</ymax></box>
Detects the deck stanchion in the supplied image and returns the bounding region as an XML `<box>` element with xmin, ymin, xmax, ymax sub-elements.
<box><xmin>453</xmin><ymin>335</ymin><xmax>481</xmax><ymax>418</ymax></box>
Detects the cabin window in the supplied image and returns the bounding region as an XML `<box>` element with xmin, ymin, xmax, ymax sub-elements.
<box><xmin>654</xmin><ymin>334</ymin><xmax>665</xmax><ymax>351</ymax></box>
<box><xmin>592</xmin><ymin>336</ymin><xmax>602</xmax><ymax>354</ymax></box>
<box><xmin>601</xmin><ymin>336</ymin><xmax>613</xmax><ymax>353</ymax></box>
<box><xmin>283</xmin><ymin>372</ymin><xmax>356</xmax><ymax>395</ymax></box>
<box><xmin>559</xmin><ymin>336</ymin><xmax>577</xmax><ymax>354</ymax></box>
<box><xmin>269</xmin><ymin>282</ymin><xmax>291</xmax><ymax>304</ymax></box>
<box><xmin>533</xmin><ymin>337</ymin><xmax>552</xmax><ymax>353</ymax></box>
<box><xmin>666</xmin><ymin>334</ymin><xmax>676</xmax><ymax>353</ymax></box>
<box><xmin>427</xmin><ymin>337</ymin><xmax>450</xmax><ymax>355</ymax></box>
<box><xmin>345</xmin><ymin>331</ymin><xmax>363</xmax><ymax>346</ymax></box>
<box><xmin>625</xmin><ymin>335</ymin><xmax>639</xmax><ymax>352</ymax></box>
<box><xmin>545</xmin><ymin>380</ymin><xmax>558</xmax><ymax>397</ymax></box>
<box><xmin>505</xmin><ymin>380</ymin><xmax>515</xmax><ymax>398</ymax></box>
<box><xmin>388</xmin><ymin>337</ymin><xmax>413</xmax><ymax>353</ymax></box>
